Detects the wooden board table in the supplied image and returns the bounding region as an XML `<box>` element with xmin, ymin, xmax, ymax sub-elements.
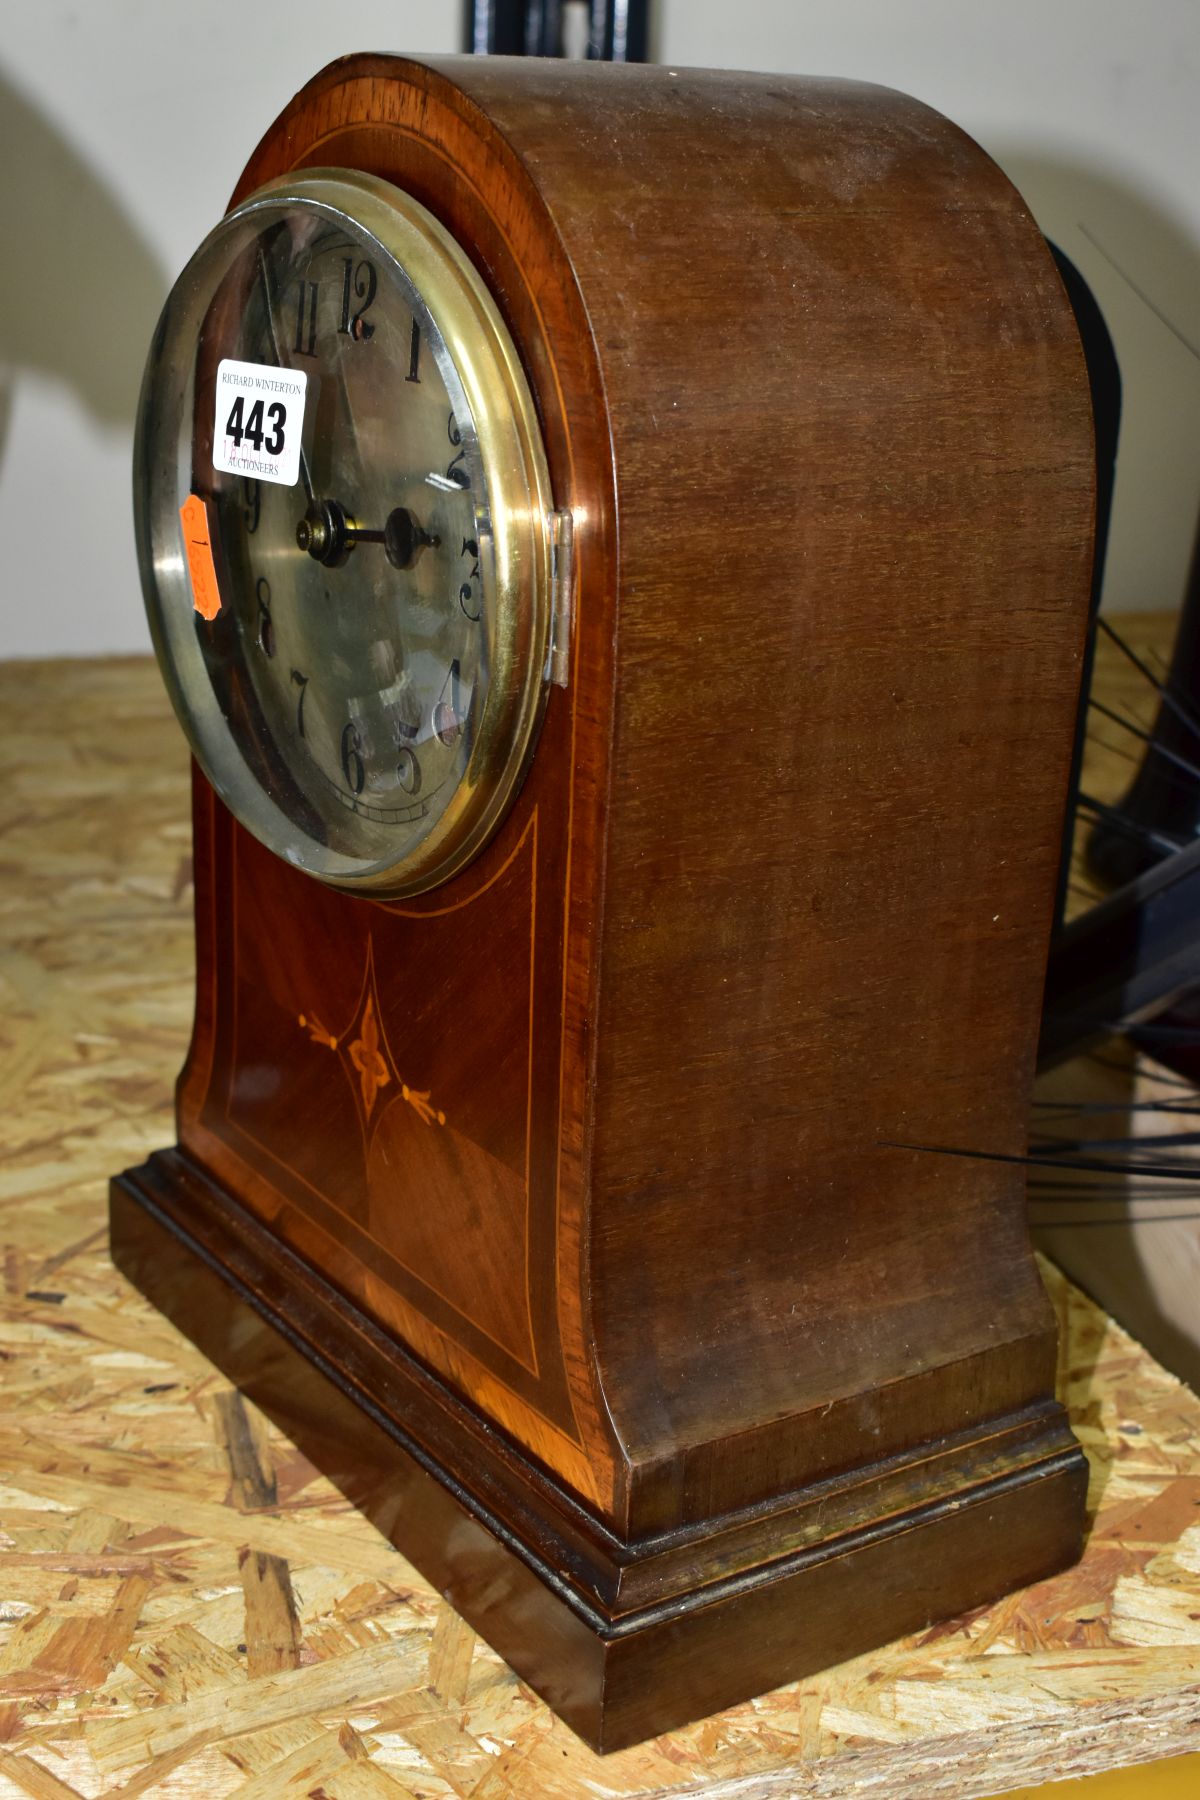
<box><xmin>2</xmin><ymin>652</ymin><xmax>1200</xmax><ymax>1800</ymax></box>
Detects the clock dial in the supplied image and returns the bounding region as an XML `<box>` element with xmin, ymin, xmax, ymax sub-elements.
<box><xmin>136</xmin><ymin>171</ymin><xmax>553</xmax><ymax>896</ymax></box>
<box><xmin>209</xmin><ymin>219</ymin><xmax>482</xmax><ymax>854</ymax></box>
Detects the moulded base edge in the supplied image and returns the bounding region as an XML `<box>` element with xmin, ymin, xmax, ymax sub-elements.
<box><xmin>109</xmin><ymin>1151</ymin><xmax>1089</xmax><ymax>1753</ymax></box>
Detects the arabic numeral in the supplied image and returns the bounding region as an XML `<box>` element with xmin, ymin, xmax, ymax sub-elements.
<box><xmin>444</xmin><ymin>413</ymin><xmax>469</xmax><ymax>488</ymax></box>
<box><xmin>341</xmin><ymin>720</ymin><xmax>366</xmax><ymax>794</ymax></box>
<box><xmin>459</xmin><ymin>536</ymin><xmax>481</xmax><ymax>621</ymax></box>
<box><xmin>339</xmin><ymin>258</ymin><xmax>377</xmax><ymax>341</ymax></box>
<box><xmin>290</xmin><ymin>668</ymin><xmax>309</xmax><ymax>737</ymax></box>
<box><xmin>396</xmin><ymin>746</ymin><xmax>421</xmax><ymax>794</ymax></box>
<box><xmin>256</xmin><ymin>577</ymin><xmax>274</xmax><ymax>657</ymax></box>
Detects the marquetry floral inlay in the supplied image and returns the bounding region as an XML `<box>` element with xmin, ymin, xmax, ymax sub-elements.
<box><xmin>348</xmin><ymin>996</ymin><xmax>390</xmax><ymax>1118</ymax></box>
<box><xmin>297</xmin><ymin>939</ymin><xmax>444</xmax><ymax>1130</ymax></box>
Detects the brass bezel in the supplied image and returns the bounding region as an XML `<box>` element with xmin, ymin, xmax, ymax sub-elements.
<box><xmin>135</xmin><ymin>169</ymin><xmax>554</xmax><ymax>898</ymax></box>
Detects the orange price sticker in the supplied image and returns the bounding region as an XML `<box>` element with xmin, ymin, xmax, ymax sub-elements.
<box><xmin>179</xmin><ymin>493</ymin><xmax>222</xmax><ymax>621</ymax></box>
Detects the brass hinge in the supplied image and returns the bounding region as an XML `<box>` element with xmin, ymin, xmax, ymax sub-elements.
<box><xmin>549</xmin><ymin>508</ymin><xmax>575</xmax><ymax>689</ymax></box>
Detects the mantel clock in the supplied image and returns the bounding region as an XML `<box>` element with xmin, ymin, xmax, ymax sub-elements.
<box><xmin>113</xmin><ymin>54</ymin><xmax>1095</xmax><ymax>1751</ymax></box>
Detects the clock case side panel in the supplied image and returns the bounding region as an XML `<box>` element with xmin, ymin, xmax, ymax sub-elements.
<box><xmin>513</xmin><ymin>69</ymin><xmax>1095</xmax><ymax>1533</ymax></box>
<box><xmin>114</xmin><ymin>60</ymin><xmax>628</xmax><ymax>1526</ymax></box>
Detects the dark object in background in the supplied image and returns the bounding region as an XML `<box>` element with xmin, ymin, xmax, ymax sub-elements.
<box><xmin>1037</xmin><ymin>259</ymin><xmax>1200</xmax><ymax>1074</ymax></box>
<box><xmin>1087</xmin><ymin>516</ymin><xmax>1200</xmax><ymax>890</ymax></box>
<box><xmin>463</xmin><ymin>0</ymin><xmax>648</xmax><ymax>60</ymax></box>
<box><xmin>1048</xmin><ymin>245</ymin><xmax>1123</xmax><ymax>932</ymax></box>
<box><xmin>1039</xmin><ymin>559</ymin><xmax>1200</xmax><ymax>1074</ymax></box>
<box><xmin>1118</xmin><ymin>552</ymin><xmax>1200</xmax><ymax>1076</ymax></box>
<box><xmin>1040</xmin><ymin>831</ymin><xmax>1200</xmax><ymax>1069</ymax></box>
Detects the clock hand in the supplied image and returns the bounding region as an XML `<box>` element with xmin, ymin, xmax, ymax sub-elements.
<box><xmin>380</xmin><ymin>506</ymin><xmax>440</xmax><ymax>568</ymax></box>
<box><xmin>255</xmin><ymin>247</ymin><xmax>316</xmax><ymax>508</ymax></box>
<box><xmin>296</xmin><ymin>502</ymin><xmax>440</xmax><ymax>569</ymax></box>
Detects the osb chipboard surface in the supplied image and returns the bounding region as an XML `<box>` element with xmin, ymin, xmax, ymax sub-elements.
<box><xmin>1</xmin><ymin>652</ymin><xmax>1200</xmax><ymax>1800</ymax></box>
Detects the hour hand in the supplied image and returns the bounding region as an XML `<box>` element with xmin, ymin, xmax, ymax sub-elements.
<box><xmin>381</xmin><ymin>506</ymin><xmax>440</xmax><ymax>569</ymax></box>
<box><xmin>296</xmin><ymin>502</ymin><xmax>440</xmax><ymax>569</ymax></box>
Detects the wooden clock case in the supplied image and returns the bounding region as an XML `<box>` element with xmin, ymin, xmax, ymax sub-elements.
<box><xmin>112</xmin><ymin>55</ymin><xmax>1095</xmax><ymax>1751</ymax></box>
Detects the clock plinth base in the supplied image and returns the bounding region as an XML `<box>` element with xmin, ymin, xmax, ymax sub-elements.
<box><xmin>111</xmin><ymin>1151</ymin><xmax>1088</xmax><ymax>1753</ymax></box>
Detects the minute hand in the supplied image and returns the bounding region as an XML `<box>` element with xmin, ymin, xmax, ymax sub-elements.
<box><xmin>295</xmin><ymin>505</ymin><xmax>439</xmax><ymax>570</ymax></box>
<box><xmin>255</xmin><ymin>247</ymin><xmax>315</xmax><ymax>508</ymax></box>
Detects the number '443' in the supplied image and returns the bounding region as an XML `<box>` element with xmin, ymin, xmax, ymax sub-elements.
<box><xmin>225</xmin><ymin>396</ymin><xmax>286</xmax><ymax>456</ymax></box>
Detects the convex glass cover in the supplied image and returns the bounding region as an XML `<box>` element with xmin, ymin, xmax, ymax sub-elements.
<box><xmin>135</xmin><ymin>170</ymin><xmax>554</xmax><ymax>895</ymax></box>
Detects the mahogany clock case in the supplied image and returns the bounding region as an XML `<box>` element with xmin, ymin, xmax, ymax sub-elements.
<box><xmin>112</xmin><ymin>56</ymin><xmax>1096</xmax><ymax>1751</ymax></box>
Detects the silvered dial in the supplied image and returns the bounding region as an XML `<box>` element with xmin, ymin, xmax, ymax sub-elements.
<box><xmin>135</xmin><ymin>170</ymin><xmax>553</xmax><ymax>896</ymax></box>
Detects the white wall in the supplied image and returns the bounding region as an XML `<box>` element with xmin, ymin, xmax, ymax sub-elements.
<box><xmin>1</xmin><ymin>1</ymin><xmax>1196</xmax><ymax>657</ymax></box>
<box><xmin>0</xmin><ymin>2</ymin><xmax>459</xmax><ymax>660</ymax></box>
